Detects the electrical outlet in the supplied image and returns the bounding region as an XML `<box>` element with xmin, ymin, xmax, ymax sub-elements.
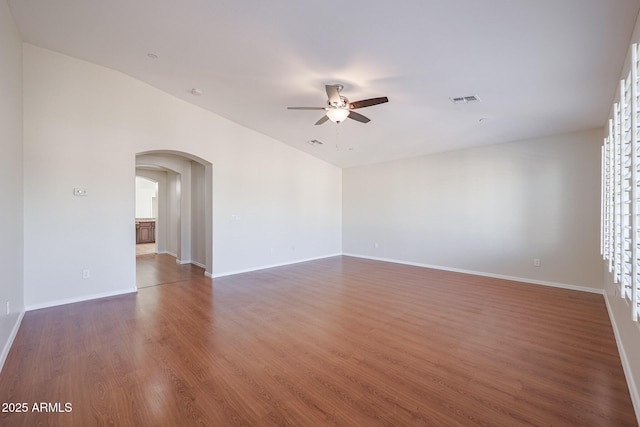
<box><xmin>533</xmin><ymin>258</ymin><xmax>541</xmax><ymax>267</ymax></box>
<box><xmin>82</xmin><ymin>269</ymin><xmax>90</xmax><ymax>279</ymax></box>
<box><xmin>374</xmin><ymin>242</ymin><xmax>379</xmax><ymax>249</ymax></box>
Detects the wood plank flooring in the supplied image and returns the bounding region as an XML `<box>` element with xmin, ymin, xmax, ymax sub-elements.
<box><xmin>0</xmin><ymin>256</ymin><xmax>636</xmax><ymax>426</ymax></box>
<box><xmin>136</xmin><ymin>253</ymin><xmax>205</xmax><ymax>288</ymax></box>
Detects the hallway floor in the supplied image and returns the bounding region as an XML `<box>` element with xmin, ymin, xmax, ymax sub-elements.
<box><xmin>135</xmin><ymin>243</ymin><xmax>156</xmax><ymax>256</ymax></box>
<box><xmin>136</xmin><ymin>252</ymin><xmax>205</xmax><ymax>288</ymax></box>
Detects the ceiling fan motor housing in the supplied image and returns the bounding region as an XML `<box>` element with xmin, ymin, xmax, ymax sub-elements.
<box><xmin>328</xmin><ymin>95</ymin><xmax>349</xmax><ymax>108</ymax></box>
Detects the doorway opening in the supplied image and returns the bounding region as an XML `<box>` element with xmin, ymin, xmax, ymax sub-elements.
<box><xmin>135</xmin><ymin>150</ymin><xmax>213</xmax><ymax>288</ymax></box>
<box><xmin>135</xmin><ymin>176</ymin><xmax>158</xmax><ymax>257</ymax></box>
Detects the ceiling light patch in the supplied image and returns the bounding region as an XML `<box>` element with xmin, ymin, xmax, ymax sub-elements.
<box><xmin>450</xmin><ymin>95</ymin><xmax>481</xmax><ymax>104</ymax></box>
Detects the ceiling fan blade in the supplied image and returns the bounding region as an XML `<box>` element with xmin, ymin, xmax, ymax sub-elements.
<box><xmin>287</xmin><ymin>106</ymin><xmax>326</xmax><ymax>110</ymax></box>
<box><xmin>315</xmin><ymin>115</ymin><xmax>330</xmax><ymax>125</ymax></box>
<box><xmin>325</xmin><ymin>85</ymin><xmax>341</xmax><ymax>104</ymax></box>
<box><xmin>349</xmin><ymin>97</ymin><xmax>389</xmax><ymax>110</ymax></box>
<box><xmin>348</xmin><ymin>111</ymin><xmax>370</xmax><ymax>123</ymax></box>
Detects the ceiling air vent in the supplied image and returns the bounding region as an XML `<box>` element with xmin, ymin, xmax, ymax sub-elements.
<box><xmin>449</xmin><ymin>95</ymin><xmax>481</xmax><ymax>104</ymax></box>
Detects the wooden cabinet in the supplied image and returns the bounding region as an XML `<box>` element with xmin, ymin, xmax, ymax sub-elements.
<box><xmin>136</xmin><ymin>221</ymin><xmax>155</xmax><ymax>244</ymax></box>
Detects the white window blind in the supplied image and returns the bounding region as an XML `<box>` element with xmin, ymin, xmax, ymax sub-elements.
<box><xmin>602</xmin><ymin>43</ymin><xmax>640</xmax><ymax>322</ymax></box>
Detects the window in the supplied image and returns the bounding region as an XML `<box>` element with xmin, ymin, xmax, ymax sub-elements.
<box><xmin>602</xmin><ymin>43</ymin><xmax>640</xmax><ymax>322</ymax></box>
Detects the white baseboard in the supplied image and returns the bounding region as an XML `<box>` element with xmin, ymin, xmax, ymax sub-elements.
<box><xmin>156</xmin><ymin>252</ymin><xmax>210</xmax><ymax>277</ymax></box>
<box><xmin>211</xmin><ymin>253</ymin><xmax>343</xmax><ymax>278</ymax></box>
<box><xmin>25</xmin><ymin>287</ymin><xmax>137</xmax><ymax>312</ymax></box>
<box><xmin>190</xmin><ymin>260</ymin><xmax>206</xmax><ymax>269</ymax></box>
<box><xmin>342</xmin><ymin>253</ymin><xmax>603</xmax><ymax>295</ymax></box>
<box><xmin>158</xmin><ymin>251</ymin><xmax>177</xmax><ymax>257</ymax></box>
<box><xmin>604</xmin><ymin>293</ymin><xmax>640</xmax><ymax>425</ymax></box>
<box><xmin>0</xmin><ymin>310</ymin><xmax>25</xmax><ymax>374</ymax></box>
<box><xmin>188</xmin><ymin>260</ymin><xmax>211</xmax><ymax>278</ymax></box>
<box><xmin>175</xmin><ymin>258</ymin><xmax>205</xmax><ymax>269</ymax></box>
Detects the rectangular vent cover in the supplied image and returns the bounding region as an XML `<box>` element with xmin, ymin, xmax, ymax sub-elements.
<box><xmin>450</xmin><ymin>95</ymin><xmax>481</xmax><ymax>104</ymax></box>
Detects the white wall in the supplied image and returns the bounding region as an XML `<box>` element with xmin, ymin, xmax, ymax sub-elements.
<box><xmin>343</xmin><ymin>128</ymin><xmax>603</xmax><ymax>290</ymax></box>
<box><xmin>167</xmin><ymin>171</ymin><xmax>180</xmax><ymax>258</ymax></box>
<box><xmin>0</xmin><ymin>0</ymin><xmax>25</xmax><ymax>369</ymax></box>
<box><xmin>191</xmin><ymin>161</ymin><xmax>206</xmax><ymax>267</ymax></box>
<box><xmin>135</xmin><ymin>176</ymin><xmax>157</xmax><ymax>219</ymax></box>
<box><xmin>22</xmin><ymin>44</ymin><xmax>342</xmax><ymax>309</ymax></box>
<box><xmin>602</xmin><ymin>9</ymin><xmax>640</xmax><ymax>421</ymax></box>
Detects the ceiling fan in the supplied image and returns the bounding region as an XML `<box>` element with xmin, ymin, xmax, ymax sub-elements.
<box><xmin>288</xmin><ymin>84</ymin><xmax>389</xmax><ymax>125</ymax></box>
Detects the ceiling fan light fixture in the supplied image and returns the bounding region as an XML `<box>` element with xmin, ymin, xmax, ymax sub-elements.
<box><xmin>287</xmin><ymin>84</ymin><xmax>388</xmax><ymax>125</ymax></box>
<box><xmin>326</xmin><ymin>108</ymin><xmax>350</xmax><ymax>123</ymax></box>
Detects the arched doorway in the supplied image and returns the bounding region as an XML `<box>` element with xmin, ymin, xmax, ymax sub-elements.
<box><xmin>135</xmin><ymin>150</ymin><xmax>213</xmax><ymax>287</ymax></box>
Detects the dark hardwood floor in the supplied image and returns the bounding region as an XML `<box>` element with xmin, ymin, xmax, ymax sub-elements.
<box><xmin>0</xmin><ymin>256</ymin><xmax>636</xmax><ymax>426</ymax></box>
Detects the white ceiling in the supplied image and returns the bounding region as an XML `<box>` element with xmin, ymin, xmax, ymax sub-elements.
<box><xmin>8</xmin><ymin>0</ymin><xmax>640</xmax><ymax>167</ymax></box>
